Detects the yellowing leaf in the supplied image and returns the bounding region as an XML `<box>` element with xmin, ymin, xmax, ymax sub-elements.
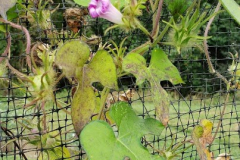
<box><xmin>215</xmin><ymin>153</ymin><xmax>231</xmax><ymax>160</ymax></box>
<box><xmin>55</xmin><ymin>40</ymin><xmax>90</xmax><ymax>79</ymax></box>
<box><xmin>72</xmin><ymin>50</ymin><xmax>118</xmax><ymax>135</ymax></box>
<box><xmin>123</xmin><ymin>48</ymin><xmax>183</xmax><ymax>125</ymax></box>
<box><xmin>192</xmin><ymin>119</ymin><xmax>213</xmax><ymax>160</ymax></box>
<box><xmin>200</xmin><ymin>119</ymin><xmax>213</xmax><ymax>145</ymax></box>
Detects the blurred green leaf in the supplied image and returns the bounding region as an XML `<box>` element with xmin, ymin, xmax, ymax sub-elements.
<box><xmin>220</xmin><ymin>0</ymin><xmax>240</xmax><ymax>25</ymax></box>
<box><xmin>165</xmin><ymin>0</ymin><xmax>192</xmax><ymax>20</ymax></box>
<box><xmin>0</xmin><ymin>25</ymin><xmax>6</xmax><ymax>32</ymax></box>
<box><xmin>0</xmin><ymin>0</ymin><xmax>17</xmax><ymax>20</ymax></box>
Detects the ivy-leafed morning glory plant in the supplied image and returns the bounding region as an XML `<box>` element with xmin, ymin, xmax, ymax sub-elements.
<box><xmin>1</xmin><ymin>0</ymin><xmax>235</xmax><ymax>159</ymax></box>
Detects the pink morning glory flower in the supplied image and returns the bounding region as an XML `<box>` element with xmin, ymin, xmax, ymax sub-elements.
<box><xmin>88</xmin><ymin>0</ymin><xmax>123</xmax><ymax>24</ymax></box>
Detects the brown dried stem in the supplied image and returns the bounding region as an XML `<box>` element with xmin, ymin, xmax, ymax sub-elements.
<box><xmin>6</xmin><ymin>61</ymin><xmax>32</xmax><ymax>83</ymax></box>
<box><xmin>151</xmin><ymin>0</ymin><xmax>164</xmax><ymax>37</ymax></box>
<box><xmin>0</xmin><ymin>126</ymin><xmax>28</xmax><ymax>160</ymax></box>
<box><xmin>203</xmin><ymin>2</ymin><xmax>228</xmax><ymax>84</ymax></box>
<box><xmin>98</xmin><ymin>87</ymin><xmax>110</xmax><ymax>120</ymax></box>
<box><xmin>41</xmin><ymin>101</ymin><xmax>47</xmax><ymax>133</ymax></box>
<box><xmin>211</xmin><ymin>92</ymin><xmax>230</xmax><ymax>144</ymax></box>
<box><xmin>0</xmin><ymin>32</ymin><xmax>11</xmax><ymax>62</ymax></box>
<box><xmin>203</xmin><ymin>2</ymin><xmax>231</xmax><ymax>145</ymax></box>
<box><xmin>0</xmin><ymin>18</ymin><xmax>32</xmax><ymax>70</ymax></box>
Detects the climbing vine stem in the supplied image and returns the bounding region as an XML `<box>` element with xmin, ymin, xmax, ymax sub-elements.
<box><xmin>98</xmin><ymin>87</ymin><xmax>110</xmax><ymax>120</ymax></box>
<box><xmin>203</xmin><ymin>2</ymin><xmax>231</xmax><ymax>145</ymax></box>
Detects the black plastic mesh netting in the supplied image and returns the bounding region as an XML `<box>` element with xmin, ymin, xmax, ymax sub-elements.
<box><xmin>0</xmin><ymin>0</ymin><xmax>239</xmax><ymax>159</ymax></box>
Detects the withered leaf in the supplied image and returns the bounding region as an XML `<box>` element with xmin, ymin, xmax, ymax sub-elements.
<box><xmin>123</xmin><ymin>48</ymin><xmax>183</xmax><ymax>126</ymax></box>
<box><xmin>192</xmin><ymin>119</ymin><xmax>213</xmax><ymax>160</ymax></box>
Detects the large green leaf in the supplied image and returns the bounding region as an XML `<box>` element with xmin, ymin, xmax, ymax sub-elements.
<box><xmin>73</xmin><ymin>0</ymin><xmax>127</xmax><ymax>8</ymax></box>
<box><xmin>72</xmin><ymin>50</ymin><xmax>118</xmax><ymax>135</ymax></box>
<box><xmin>220</xmin><ymin>0</ymin><xmax>240</xmax><ymax>25</ymax></box>
<box><xmin>123</xmin><ymin>48</ymin><xmax>183</xmax><ymax>126</ymax></box>
<box><xmin>80</xmin><ymin>102</ymin><xmax>165</xmax><ymax>160</ymax></box>
<box><xmin>0</xmin><ymin>0</ymin><xmax>16</xmax><ymax>20</ymax></box>
<box><xmin>149</xmin><ymin>49</ymin><xmax>184</xmax><ymax>85</ymax></box>
<box><xmin>55</xmin><ymin>40</ymin><xmax>90</xmax><ymax>79</ymax></box>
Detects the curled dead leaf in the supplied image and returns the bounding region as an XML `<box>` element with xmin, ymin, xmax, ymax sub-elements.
<box><xmin>64</xmin><ymin>8</ymin><xmax>88</xmax><ymax>33</ymax></box>
<box><xmin>192</xmin><ymin>119</ymin><xmax>214</xmax><ymax>160</ymax></box>
<box><xmin>106</xmin><ymin>89</ymin><xmax>135</xmax><ymax>109</ymax></box>
<box><xmin>215</xmin><ymin>153</ymin><xmax>231</xmax><ymax>160</ymax></box>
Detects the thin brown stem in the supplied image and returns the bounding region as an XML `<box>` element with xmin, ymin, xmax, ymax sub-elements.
<box><xmin>0</xmin><ymin>126</ymin><xmax>28</xmax><ymax>160</ymax></box>
<box><xmin>203</xmin><ymin>2</ymin><xmax>221</xmax><ymax>74</ymax></box>
<box><xmin>211</xmin><ymin>92</ymin><xmax>230</xmax><ymax>145</ymax></box>
<box><xmin>98</xmin><ymin>87</ymin><xmax>110</xmax><ymax>120</ymax></box>
<box><xmin>0</xmin><ymin>33</ymin><xmax>11</xmax><ymax>62</ymax></box>
<box><xmin>30</xmin><ymin>43</ymin><xmax>40</xmax><ymax>72</ymax></box>
<box><xmin>0</xmin><ymin>26</ymin><xmax>33</xmax><ymax>84</ymax></box>
<box><xmin>0</xmin><ymin>18</ymin><xmax>32</xmax><ymax>70</ymax></box>
<box><xmin>41</xmin><ymin>101</ymin><xmax>47</xmax><ymax>133</ymax></box>
<box><xmin>55</xmin><ymin>73</ymin><xmax>65</xmax><ymax>84</ymax></box>
<box><xmin>153</xmin><ymin>18</ymin><xmax>173</xmax><ymax>46</ymax></box>
<box><xmin>23</xmin><ymin>98</ymin><xmax>40</xmax><ymax>108</ymax></box>
<box><xmin>56</xmin><ymin>101</ymin><xmax>71</xmax><ymax>115</ymax></box>
<box><xmin>203</xmin><ymin>2</ymin><xmax>231</xmax><ymax>145</ymax></box>
<box><xmin>151</xmin><ymin>0</ymin><xmax>164</xmax><ymax>37</ymax></box>
<box><xmin>6</xmin><ymin>61</ymin><xmax>32</xmax><ymax>83</ymax></box>
<box><xmin>142</xmin><ymin>137</ymin><xmax>162</xmax><ymax>154</ymax></box>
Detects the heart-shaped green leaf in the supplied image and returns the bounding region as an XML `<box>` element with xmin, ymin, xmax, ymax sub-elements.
<box><xmin>123</xmin><ymin>48</ymin><xmax>183</xmax><ymax>126</ymax></box>
<box><xmin>0</xmin><ymin>0</ymin><xmax>17</xmax><ymax>20</ymax></box>
<box><xmin>55</xmin><ymin>40</ymin><xmax>90</xmax><ymax>79</ymax></box>
<box><xmin>220</xmin><ymin>0</ymin><xmax>240</xmax><ymax>25</ymax></box>
<box><xmin>72</xmin><ymin>50</ymin><xmax>118</xmax><ymax>135</ymax></box>
<box><xmin>80</xmin><ymin>102</ymin><xmax>165</xmax><ymax>160</ymax></box>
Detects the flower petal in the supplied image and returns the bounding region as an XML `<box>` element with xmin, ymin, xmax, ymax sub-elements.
<box><xmin>88</xmin><ymin>0</ymin><xmax>123</xmax><ymax>24</ymax></box>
